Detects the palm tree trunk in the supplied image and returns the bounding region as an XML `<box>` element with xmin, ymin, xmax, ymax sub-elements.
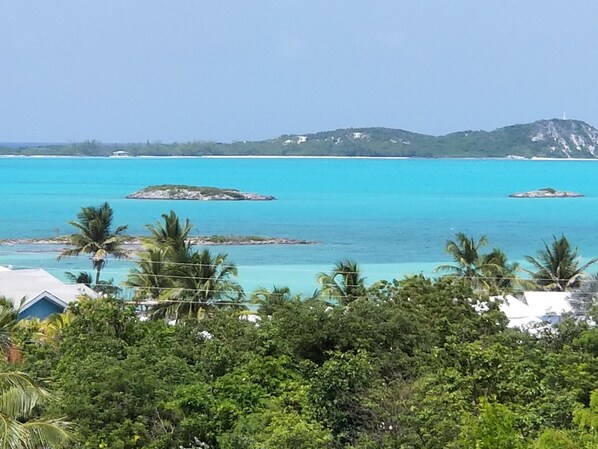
<box><xmin>95</xmin><ymin>268</ymin><xmax>101</xmax><ymax>286</ymax></box>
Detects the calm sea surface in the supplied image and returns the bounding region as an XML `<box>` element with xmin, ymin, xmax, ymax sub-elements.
<box><xmin>1</xmin><ymin>157</ymin><xmax>598</xmax><ymax>294</ymax></box>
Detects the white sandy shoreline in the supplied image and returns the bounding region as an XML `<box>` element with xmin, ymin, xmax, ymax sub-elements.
<box><xmin>2</xmin><ymin>154</ymin><xmax>598</xmax><ymax>161</ymax></box>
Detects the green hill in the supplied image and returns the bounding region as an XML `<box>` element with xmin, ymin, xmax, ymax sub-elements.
<box><xmin>3</xmin><ymin>118</ymin><xmax>598</xmax><ymax>158</ymax></box>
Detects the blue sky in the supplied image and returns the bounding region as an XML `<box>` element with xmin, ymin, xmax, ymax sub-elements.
<box><xmin>1</xmin><ymin>1</ymin><xmax>597</xmax><ymax>142</ymax></box>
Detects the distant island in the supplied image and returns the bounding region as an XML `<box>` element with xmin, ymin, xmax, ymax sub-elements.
<box><xmin>509</xmin><ymin>188</ymin><xmax>584</xmax><ymax>198</ymax></box>
<box><xmin>3</xmin><ymin>118</ymin><xmax>598</xmax><ymax>158</ymax></box>
<box><xmin>127</xmin><ymin>185</ymin><xmax>275</xmax><ymax>201</ymax></box>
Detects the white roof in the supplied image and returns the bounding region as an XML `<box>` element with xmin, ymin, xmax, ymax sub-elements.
<box><xmin>499</xmin><ymin>295</ymin><xmax>532</xmax><ymax>319</ymax></box>
<box><xmin>508</xmin><ymin>316</ymin><xmax>543</xmax><ymax>328</ymax></box>
<box><xmin>492</xmin><ymin>291</ymin><xmax>573</xmax><ymax>328</ymax></box>
<box><xmin>523</xmin><ymin>291</ymin><xmax>573</xmax><ymax>317</ymax></box>
<box><xmin>0</xmin><ymin>268</ymin><xmax>97</xmax><ymax>311</ymax></box>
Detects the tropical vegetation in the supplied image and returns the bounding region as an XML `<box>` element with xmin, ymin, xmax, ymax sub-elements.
<box><xmin>127</xmin><ymin>211</ymin><xmax>244</xmax><ymax>321</ymax></box>
<box><xmin>0</xmin><ymin>370</ymin><xmax>72</xmax><ymax>449</ymax></box>
<box><xmin>434</xmin><ymin>232</ymin><xmax>521</xmax><ymax>292</ymax></box>
<box><xmin>58</xmin><ymin>202</ymin><xmax>129</xmax><ymax>285</ymax></box>
<box><xmin>524</xmin><ymin>234</ymin><xmax>598</xmax><ymax>291</ymax></box>
<box><xmin>317</xmin><ymin>260</ymin><xmax>367</xmax><ymax>305</ymax></box>
<box><xmin>3</xmin><ymin>208</ymin><xmax>598</xmax><ymax>448</ymax></box>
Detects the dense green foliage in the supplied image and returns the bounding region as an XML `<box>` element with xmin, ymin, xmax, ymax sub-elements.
<box><xmin>8</xmin><ymin>210</ymin><xmax>598</xmax><ymax>447</ymax></box>
<box><xmin>11</xmin><ymin>273</ymin><xmax>598</xmax><ymax>448</ymax></box>
<box><xmin>2</xmin><ymin>119</ymin><xmax>597</xmax><ymax>158</ymax></box>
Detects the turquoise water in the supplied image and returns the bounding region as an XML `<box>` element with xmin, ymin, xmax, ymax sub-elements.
<box><xmin>1</xmin><ymin>157</ymin><xmax>598</xmax><ymax>294</ymax></box>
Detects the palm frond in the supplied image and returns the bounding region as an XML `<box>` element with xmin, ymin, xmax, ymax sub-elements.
<box><xmin>0</xmin><ymin>413</ymin><xmax>27</xmax><ymax>449</ymax></box>
<box><xmin>21</xmin><ymin>419</ymin><xmax>74</xmax><ymax>448</ymax></box>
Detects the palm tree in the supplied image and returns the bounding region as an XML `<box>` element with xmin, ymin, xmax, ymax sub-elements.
<box><xmin>435</xmin><ymin>233</ymin><xmax>511</xmax><ymax>290</ymax></box>
<box><xmin>0</xmin><ymin>370</ymin><xmax>72</xmax><ymax>448</ymax></box>
<box><xmin>480</xmin><ymin>248</ymin><xmax>522</xmax><ymax>292</ymax></box>
<box><xmin>64</xmin><ymin>271</ymin><xmax>93</xmax><ymax>288</ymax></box>
<box><xmin>435</xmin><ymin>233</ymin><xmax>488</xmax><ymax>276</ymax></box>
<box><xmin>58</xmin><ymin>202</ymin><xmax>129</xmax><ymax>285</ymax></box>
<box><xmin>144</xmin><ymin>210</ymin><xmax>193</xmax><ymax>256</ymax></box>
<box><xmin>250</xmin><ymin>286</ymin><xmax>301</xmax><ymax>316</ymax></box>
<box><xmin>126</xmin><ymin>248</ymin><xmax>173</xmax><ymax>301</ymax></box>
<box><xmin>32</xmin><ymin>312</ymin><xmax>73</xmax><ymax>349</ymax></box>
<box><xmin>317</xmin><ymin>260</ymin><xmax>366</xmax><ymax>306</ymax></box>
<box><xmin>0</xmin><ymin>298</ymin><xmax>21</xmax><ymax>363</ymax></box>
<box><xmin>152</xmin><ymin>249</ymin><xmax>244</xmax><ymax>321</ymax></box>
<box><xmin>524</xmin><ymin>235</ymin><xmax>598</xmax><ymax>291</ymax></box>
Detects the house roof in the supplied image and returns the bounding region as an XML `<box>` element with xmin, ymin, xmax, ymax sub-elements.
<box><xmin>493</xmin><ymin>291</ymin><xmax>574</xmax><ymax>328</ymax></box>
<box><xmin>523</xmin><ymin>291</ymin><xmax>573</xmax><ymax>317</ymax></box>
<box><xmin>0</xmin><ymin>268</ymin><xmax>97</xmax><ymax>311</ymax></box>
<box><xmin>499</xmin><ymin>295</ymin><xmax>533</xmax><ymax>320</ymax></box>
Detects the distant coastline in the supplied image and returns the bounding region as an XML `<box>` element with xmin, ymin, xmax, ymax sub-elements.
<box><xmin>2</xmin><ymin>118</ymin><xmax>598</xmax><ymax>159</ymax></box>
<box><xmin>4</xmin><ymin>154</ymin><xmax>598</xmax><ymax>161</ymax></box>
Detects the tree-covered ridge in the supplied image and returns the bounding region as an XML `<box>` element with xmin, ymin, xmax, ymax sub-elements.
<box><xmin>2</xmin><ymin>118</ymin><xmax>598</xmax><ymax>158</ymax></box>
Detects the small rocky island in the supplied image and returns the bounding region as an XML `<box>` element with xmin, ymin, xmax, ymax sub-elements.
<box><xmin>0</xmin><ymin>235</ymin><xmax>315</xmax><ymax>247</ymax></box>
<box><xmin>509</xmin><ymin>187</ymin><xmax>584</xmax><ymax>198</ymax></box>
<box><xmin>127</xmin><ymin>185</ymin><xmax>275</xmax><ymax>201</ymax></box>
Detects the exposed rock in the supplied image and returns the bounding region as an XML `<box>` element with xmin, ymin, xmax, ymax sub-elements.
<box><xmin>509</xmin><ymin>188</ymin><xmax>584</xmax><ymax>198</ymax></box>
<box><xmin>0</xmin><ymin>235</ymin><xmax>315</xmax><ymax>248</ymax></box>
<box><xmin>127</xmin><ymin>185</ymin><xmax>275</xmax><ymax>201</ymax></box>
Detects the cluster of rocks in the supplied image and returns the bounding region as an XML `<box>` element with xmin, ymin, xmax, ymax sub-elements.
<box><xmin>509</xmin><ymin>188</ymin><xmax>584</xmax><ymax>198</ymax></box>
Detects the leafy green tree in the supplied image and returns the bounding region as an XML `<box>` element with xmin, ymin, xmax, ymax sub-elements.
<box><xmin>220</xmin><ymin>407</ymin><xmax>333</xmax><ymax>449</ymax></box>
<box><xmin>572</xmin><ymin>389</ymin><xmax>598</xmax><ymax>448</ymax></box>
<box><xmin>53</xmin><ymin>297</ymin><xmax>195</xmax><ymax>449</ymax></box>
<box><xmin>531</xmin><ymin>390</ymin><xmax>598</xmax><ymax>448</ymax></box>
<box><xmin>256</xmin><ymin>298</ymin><xmax>339</xmax><ymax>365</ymax></box>
<box><xmin>58</xmin><ymin>202</ymin><xmax>129</xmax><ymax>284</ymax></box>
<box><xmin>525</xmin><ymin>235</ymin><xmax>598</xmax><ymax>291</ymax></box>
<box><xmin>533</xmin><ymin>429</ymin><xmax>578</xmax><ymax>449</ymax></box>
<box><xmin>317</xmin><ymin>260</ymin><xmax>367</xmax><ymax>305</ymax></box>
<box><xmin>0</xmin><ymin>370</ymin><xmax>72</xmax><ymax>448</ymax></box>
<box><xmin>169</xmin><ymin>355</ymin><xmax>319</xmax><ymax>448</ymax></box>
<box><xmin>129</xmin><ymin>212</ymin><xmax>247</xmax><ymax>313</ymax></box>
<box><xmin>455</xmin><ymin>399</ymin><xmax>527</xmax><ymax>449</ymax></box>
<box><xmin>308</xmin><ymin>351</ymin><xmax>373</xmax><ymax>445</ymax></box>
